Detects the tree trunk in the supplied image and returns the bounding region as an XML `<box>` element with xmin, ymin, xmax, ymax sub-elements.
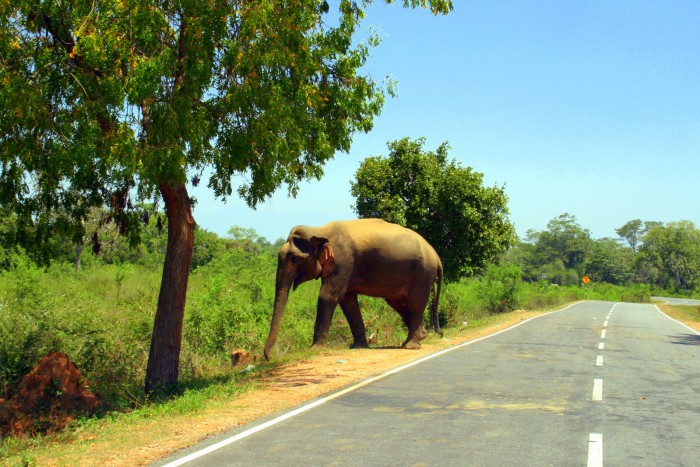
<box><xmin>75</xmin><ymin>243</ymin><xmax>82</xmax><ymax>273</ymax></box>
<box><xmin>144</xmin><ymin>182</ymin><xmax>195</xmax><ymax>393</ymax></box>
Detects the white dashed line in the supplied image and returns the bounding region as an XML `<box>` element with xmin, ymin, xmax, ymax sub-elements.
<box><xmin>588</xmin><ymin>433</ymin><xmax>603</xmax><ymax>467</ymax></box>
<box><xmin>603</xmin><ymin>320</ymin><xmax>609</xmax><ymax>327</ymax></box>
<box><xmin>600</xmin><ymin>329</ymin><xmax>606</xmax><ymax>339</ymax></box>
<box><xmin>598</xmin><ymin>342</ymin><xmax>604</xmax><ymax>350</ymax></box>
<box><xmin>596</xmin><ymin>355</ymin><xmax>604</xmax><ymax>366</ymax></box>
<box><xmin>592</xmin><ymin>379</ymin><xmax>603</xmax><ymax>401</ymax></box>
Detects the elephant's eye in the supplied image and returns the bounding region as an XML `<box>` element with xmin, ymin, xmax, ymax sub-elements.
<box><xmin>287</xmin><ymin>252</ymin><xmax>300</xmax><ymax>264</ymax></box>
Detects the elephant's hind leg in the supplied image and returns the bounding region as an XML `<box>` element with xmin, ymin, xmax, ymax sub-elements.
<box><xmin>387</xmin><ymin>296</ymin><xmax>427</xmax><ymax>349</ymax></box>
<box><xmin>401</xmin><ymin>317</ymin><xmax>428</xmax><ymax>349</ymax></box>
<box><xmin>401</xmin><ymin>286</ymin><xmax>431</xmax><ymax>349</ymax></box>
<box><xmin>339</xmin><ymin>294</ymin><xmax>369</xmax><ymax>349</ymax></box>
<box><xmin>385</xmin><ymin>297</ymin><xmax>411</xmax><ymax>328</ymax></box>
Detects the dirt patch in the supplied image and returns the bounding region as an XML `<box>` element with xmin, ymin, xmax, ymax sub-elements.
<box><xmin>1</xmin><ymin>350</ymin><xmax>102</xmax><ymax>437</ymax></box>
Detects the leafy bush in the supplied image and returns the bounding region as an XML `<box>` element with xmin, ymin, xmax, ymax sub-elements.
<box><xmin>477</xmin><ymin>264</ymin><xmax>523</xmax><ymax>313</ymax></box>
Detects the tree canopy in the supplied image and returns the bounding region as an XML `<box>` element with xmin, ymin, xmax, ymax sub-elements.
<box><xmin>526</xmin><ymin>213</ymin><xmax>593</xmax><ymax>276</ymax></box>
<box><xmin>638</xmin><ymin>221</ymin><xmax>700</xmax><ymax>291</ymax></box>
<box><xmin>351</xmin><ymin>137</ymin><xmax>515</xmax><ymax>281</ymax></box>
<box><xmin>1</xmin><ymin>0</ymin><xmax>454</xmax><ymax>392</ymax></box>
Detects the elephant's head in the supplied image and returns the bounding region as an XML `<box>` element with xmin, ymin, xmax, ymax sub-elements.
<box><xmin>263</xmin><ymin>229</ymin><xmax>335</xmax><ymax>360</ymax></box>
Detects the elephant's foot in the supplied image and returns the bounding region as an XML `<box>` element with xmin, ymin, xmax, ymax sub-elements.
<box><xmin>402</xmin><ymin>325</ymin><xmax>428</xmax><ymax>349</ymax></box>
<box><xmin>402</xmin><ymin>339</ymin><xmax>422</xmax><ymax>350</ymax></box>
<box><xmin>350</xmin><ymin>340</ymin><xmax>369</xmax><ymax>349</ymax></box>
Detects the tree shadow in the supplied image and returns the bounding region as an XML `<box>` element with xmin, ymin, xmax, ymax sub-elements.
<box><xmin>669</xmin><ymin>334</ymin><xmax>700</xmax><ymax>346</ymax></box>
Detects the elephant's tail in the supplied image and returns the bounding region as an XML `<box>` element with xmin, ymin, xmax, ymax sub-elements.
<box><xmin>431</xmin><ymin>263</ymin><xmax>443</xmax><ymax>335</ymax></box>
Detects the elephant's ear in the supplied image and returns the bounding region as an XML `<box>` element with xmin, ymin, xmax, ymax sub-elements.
<box><xmin>312</xmin><ymin>237</ymin><xmax>335</xmax><ymax>278</ymax></box>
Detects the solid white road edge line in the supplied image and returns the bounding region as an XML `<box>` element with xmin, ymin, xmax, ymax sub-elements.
<box><xmin>587</xmin><ymin>433</ymin><xmax>603</xmax><ymax>467</ymax></box>
<box><xmin>161</xmin><ymin>302</ymin><xmax>585</xmax><ymax>466</ymax></box>
<box><xmin>654</xmin><ymin>306</ymin><xmax>700</xmax><ymax>335</ymax></box>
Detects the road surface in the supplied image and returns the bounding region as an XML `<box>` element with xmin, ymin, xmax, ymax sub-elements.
<box><xmin>157</xmin><ymin>301</ymin><xmax>700</xmax><ymax>466</ymax></box>
<box><xmin>652</xmin><ymin>296</ymin><xmax>700</xmax><ymax>307</ymax></box>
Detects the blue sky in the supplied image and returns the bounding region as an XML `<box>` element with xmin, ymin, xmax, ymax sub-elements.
<box><xmin>191</xmin><ymin>1</ymin><xmax>700</xmax><ymax>242</ymax></box>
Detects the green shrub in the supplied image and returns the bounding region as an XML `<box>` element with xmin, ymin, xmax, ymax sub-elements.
<box><xmin>477</xmin><ymin>264</ymin><xmax>523</xmax><ymax>313</ymax></box>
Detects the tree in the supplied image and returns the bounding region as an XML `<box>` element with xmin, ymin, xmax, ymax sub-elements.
<box><xmin>351</xmin><ymin>137</ymin><xmax>515</xmax><ymax>281</ymax></box>
<box><xmin>585</xmin><ymin>237</ymin><xmax>634</xmax><ymax>285</ymax></box>
<box><xmin>528</xmin><ymin>213</ymin><xmax>592</xmax><ymax>276</ymax></box>
<box><xmin>638</xmin><ymin>221</ymin><xmax>700</xmax><ymax>291</ymax></box>
<box><xmin>1</xmin><ymin>0</ymin><xmax>454</xmax><ymax>392</ymax></box>
<box><xmin>616</xmin><ymin>219</ymin><xmax>661</xmax><ymax>253</ymax></box>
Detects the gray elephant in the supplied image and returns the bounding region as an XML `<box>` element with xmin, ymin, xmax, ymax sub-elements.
<box><xmin>264</xmin><ymin>219</ymin><xmax>443</xmax><ymax>360</ymax></box>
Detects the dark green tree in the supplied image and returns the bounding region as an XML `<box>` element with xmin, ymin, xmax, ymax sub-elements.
<box><xmin>616</xmin><ymin>219</ymin><xmax>661</xmax><ymax>253</ymax></box>
<box><xmin>351</xmin><ymin>137</ymin><xmax>515</xmax><ymax>281</ymax></box>
<box><xmin>585</xmin><ymin>237</ymin><xmax>634</xmax><ymax>285</ymax></box>
<box><xmin>638</xmin><ymin>221</ymin><xmax>700</xmax><ymax>291</ymax></box>
<box><xmin>528</xmin><ymin>213</ymin><xmax>593</xmax><ymax>277</ymax></box>
<box><xmin>1</xmin><ymin>0</ymin><xmax>453</xmax><ymax>392</ymax></box>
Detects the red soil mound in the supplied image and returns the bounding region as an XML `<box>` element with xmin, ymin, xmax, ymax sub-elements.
<box><xmin>1</xmin><ymin>350</ymin><xmax>101</xmax><ymax>436</ymax></box>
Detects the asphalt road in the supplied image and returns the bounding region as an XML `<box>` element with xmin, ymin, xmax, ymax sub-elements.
<box><xmin>157</xmin><ymin>301</ymin><xmax>700</xmax><ymax>466</ymax></box>
<box><xmin>652</xmin><ymin>296</ymin><xmax>700</xmax><ymax>307</ymax></box>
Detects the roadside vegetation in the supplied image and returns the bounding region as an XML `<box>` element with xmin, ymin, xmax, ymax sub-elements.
<box><xmin>0</xmin><ymin>207</ymin><xmax>698</xmax><ymax>462</ymax></box>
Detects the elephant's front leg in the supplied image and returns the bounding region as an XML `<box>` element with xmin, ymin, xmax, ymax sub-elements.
<box><xmin>339</xmin><ymin>294</ymin><xmax>368</xmax><ymax>349</ymax></box>
<box><xmin>312</xmin><ymin>291</ymin><xmax>339</xmax><ymax>346</ymax></box>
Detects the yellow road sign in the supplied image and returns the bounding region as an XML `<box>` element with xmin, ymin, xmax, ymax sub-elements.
<box><xmin>582</xmin><ymin>275</ymin><xmax>591</xmax><ymax>285</ymax></box>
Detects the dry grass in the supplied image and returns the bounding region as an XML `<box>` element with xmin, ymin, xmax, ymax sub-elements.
<box><xmin>658</xmin><ymin>304</ymin><xmax>700</xmax><ymax>331</ymax></box>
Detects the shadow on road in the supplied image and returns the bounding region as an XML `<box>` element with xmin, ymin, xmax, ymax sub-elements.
<box><xmin>669</xmin><ymin>334</ymin><xmax>700</xmax><ymax>346</ymax></box>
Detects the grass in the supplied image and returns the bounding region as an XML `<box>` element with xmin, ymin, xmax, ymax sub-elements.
<box><xmin>657</xmin><ymin>304</ymin><xmax>700</xmax><ymax>331</ymax></box>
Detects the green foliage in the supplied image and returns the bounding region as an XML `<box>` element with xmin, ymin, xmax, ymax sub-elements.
<box><xmin>477</xmin><ymin>264</ymin><xmax>523</xmax><ymax>313</ymax></box>
<box><xmin>586</xmin><ymin>238</ymin><xmax>634</xmax><ymax>285</ymax></box>
<box><xmin>191</xmin><ymin>227</ymin><xmax>227</xmax><ymax>271</ymax></box>
<box><xmin>185</xmin><ymin>247</ymin><xmax>275</xmax><ymax>357</ymax></box>
<box><xmin>638</xmin><ymin>221</ymin><xmax>700</xmax><ymax>292</ymax></box>
<box><xmin>615</xmin><ymin>219</ymin><xmax>661</xmax><ymax>253</ymax></box>
<box><xmin>351</xmin><ymin>137</ymin><xmax>515</xmax><ymax>281</ymax></box>
<box><xmin>506</xmin><ymin>214</ymin><xmax>690</xmax><ymax>291</ymax></box>
<box><xmin>526</xmin><ymin>213</ymin><xmax>592</xmax><ymax>275</ymax></box>
<box><xmin>0</xmin><ymin>251</ymin><xmax>160</xmax><ymax>403</ymax></box>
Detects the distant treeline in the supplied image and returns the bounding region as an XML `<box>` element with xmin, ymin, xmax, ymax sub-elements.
<box><xmin>505</xmin><ymin>214</ymin><xmax>700</xmax><ymax>293</ymax></box>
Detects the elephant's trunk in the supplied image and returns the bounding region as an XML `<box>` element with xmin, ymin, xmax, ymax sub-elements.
<box><xmin>263</xmin><ymin>266</ymin><xmax>293</xmax><ymax>361</ymax></box>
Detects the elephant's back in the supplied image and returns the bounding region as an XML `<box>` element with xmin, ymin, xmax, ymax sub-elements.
<box><xmin>339</xmin><ymin>219</ymin><xmax>437</xmax><ymax>263</ymax></box>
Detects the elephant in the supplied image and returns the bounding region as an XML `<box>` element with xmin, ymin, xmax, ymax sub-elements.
<box><xmin>263</xmin><ymin>218</ymin><xmax>443</xmax><ymax>360</ymax></box>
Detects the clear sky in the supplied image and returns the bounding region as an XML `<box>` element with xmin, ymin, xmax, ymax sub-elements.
<box><xmin>190</xmin><ymin>1</ymin><xmax>700</xmax><ymax>243</ymax></box>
